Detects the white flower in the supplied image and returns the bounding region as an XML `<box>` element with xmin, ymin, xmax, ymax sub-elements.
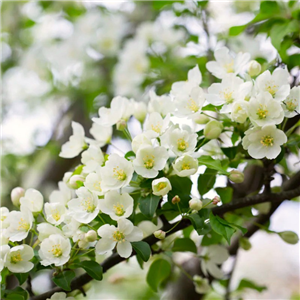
<box><xmin>49</xmin><ymin>181</ymin><xmax>72</xmax><ymax>206</ymax></box>
<box><xmin>231</xmin><ymin>101</ymin><xmax>248</xmax><ymax>123</ymax></box>
<box><xmin>148</xmin><ymin>90</ymin><xmax>175</xmax><ymax>117</ymax></box>
<box><xmin>282</xmin><ymin>86</ymin><xmax>300</xmax><ymax>118</ymax></box>
<box><xmin>152</xmin><ymin>177</ymin><xmax>172</xmax><ymax>196</ymax></box>
<box><xmin>10</xmin><ymin>187</ymin><xmax>25</xmax><ymax>207</ymax></box>
<box><xmin>100</xmin><ymin>154</ymin><xmax>134</xmax><ymax>191</ymax></box>
<box><xmin>206</xmin><ymin>74</ymin><xmax>246</xmax><ymax>113</ymax></box>
<box><xmin>37</xmin><ymin>223</ymin><xmax>64</xmax><ymax>241</ymax></box>
<box><xmin>68</xmin><ymin>187</ymin><xmax>101</xmax><ymax>224</ymax></box>
<box><xmin>39</xmin><ymin>234</ymin><xmax>71</xmax><ymax>267</ymax></box>
<box><xmin>133</xmin><ymin>145</ymin><xmax>169</xmax><ymax>178</ymax></box>
<box><xmin>171</xmin><ymin>65</ymin><xmax>202</xmax><ymax>97</ymax></box>
<box><xmin>200</xmin><ymin>245</ymin><xmax>229</xmax><ymax>279</ymax></box>
<box><xmin>99</xmin><ymin>191</ymin><xmax>134</xmax><ymax>221</ymax></box>
<box><xmin>193</xmin><ymin>275</ymin><xmax>210</xmax><ymax>294</ymax></box>
<box><xmin>0</xmin><ymin>207</ymin><xmax>10</xmax><ymax>232</ymax></box>
<box><xmin>84</xmin><ymin>168</ymin><xmax>104</xmax><ymax>196</ymax></box>
<box><xmin>96</xmin><ymin>219</ymin><xmax>143</xmax><ymax>258</ymax></box>
<box><xmin>133</xmin><ymin>101</ymin><xmax>148</xmax><ymax>123</ymax></box>
<box><xmin>165</xmin><ymin>127</ymin><xmax>197</xmax><ymax>156</ymax></box>
<box><xmin>131</xmin><ymin>132</ymin><xmax>154</xmax><ymax>154</ymax></box>
<box><xmin>47</xmin><ymin>292</ymin><xmax>75</xmax><ymax>300</ymax></box>
<box><xmin>242</xmin><ymin>125</ymin><xmax>287</xmax><ymax>159</ymax></box>
<box><xmin>61</xmin><ymin>216</ymin><xmax>81</xmax><ymax>238</ymax></box>
<box><xmin>4</xmin><ymin>208</ymin><xmax>33</xmax><ymax>242</ymax></box>
<box><xmin>138</xmin><ymin>219</ymin><xmax>163</xmax><ymax>238</ymax></box>
<box><xmin>44</xmin><ymin>202</ymin><xmax>67</xmax><ymax>226</ymax></box>
<box><xmin>89</xmin><ymin>123</ymin><xmax>112</xmax><ymax>146</ymax></box>
<box><xmin>143</xmin><ymin>112</ymin><xmax>170</xmax><ymax>137</ymax></box>
<box><xmin>173</xmin><ymin>155</ymin><xmax>198</xmax><ymax>177</ymax></box>
<box><xmin>255</xmin><ymin>68</ymin><xmax>290</xmax><ymax>101</ymax></box>
<box><xmin>189</xmin><ymin>198</ymin><xmax>202</xmax><ymax>211</ymax></box>
<box><xmin>4</xmin><ymin>245</ymin><xmax>34</xmax><ymax>273</ymax></box>
<box><xmin>20</xmin><ymin>188</ymin><xmax>44</xmax><ymax>213</ymax></box>
<box><xmin>59</xmin><ymin>122</ymin><xmax>86</xmax><ymax>158</ymax></box>
<box><xmin>81</xmin><ymin>145</ymin><xmax>104</xmax><ymax>173</ymax></box>
<box><xmin>0</xmin><ymin>245</ymin><xmax>10</xmax><ymax>277</ymax></box>
<box><xmin>248</xmin><ymin>92</ymin><xmax>284</xmax><ymax>126</ymax></box>
<box><xmin>206</xmin><ymin>47</ymin><xmax>250</xmax><ymax>79</ymax></box>
<box><xmin>93</xmin><ymin>96</ymin><xmax>131</xmax><ymax>127</ymax></box>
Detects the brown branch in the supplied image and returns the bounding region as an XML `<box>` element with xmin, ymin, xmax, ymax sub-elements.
<box><xmin>31</xmin><ymin>182</ymin><xmax>300</xmax><ymax>300</ymax></box>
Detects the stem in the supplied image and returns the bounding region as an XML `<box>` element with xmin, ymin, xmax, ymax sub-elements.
<box><xmin>173</xmin><ymin>261</ymin><xmax>194</xmax><ymax>281</ymax></box>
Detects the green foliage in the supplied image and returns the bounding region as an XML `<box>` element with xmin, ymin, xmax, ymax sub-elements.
<box><xmin>52</xmin><ymin>270</ymin><xmax>76</xmax><ymax>291</ymax></box>
<box><xmin>5</xmin><ymin>287</ymin><xmax>29</xmax><ymax>300</ymax></box>
<box><xmin>14</xmin><ymin>273</ymin><xmax>29</xmax><ymax>285</ymax></box>
<box><xmin>146</xmin><ymin>258</ymin><xmax>172</xmax><ymax>292</ymax></box>
<box><xmin>198</xmin><ymin>168</ymin><xmax>218</xmax><ymax>196</ymax></box>
<box><xmin>188</xmin><ymin>209</ymin><xmax>211</xmax><ymax>235</ymax></box>
<box><xmin>168</xmin><ymin>176</ymin><xmax>193</xmax><ymax>208</ymax></box>
<box><xmin>237</xmin><ymin>278</ymin><xmax>267</xmax><ymax>292</ymax></box>
<box><xmin>75</xmin><ymin>261</ymin><xmax>103</xmax><ymax>281</ymax></box>
<box><xmin>132</xmin><ymin>241</ymin><xmax>151</xmax><ymax>262</ymax></box>
<box><xmin>215</xmin><ymin>187</ymin><xmax>233</xmax><ymax>204</ymax></box>
<box><xmin>139</xmin><ymin>194</ymin><xmax>161</xmax><ymax>218</ymax></box>
<box><xmin>197</xmin><ymin>156</ymin><xmax>229</xmax><ymax>174</ymax></box>
<box><xmin>172</xmin><ymin>238</ymin><xmax>197</xmax><ymax>253</ymax></box>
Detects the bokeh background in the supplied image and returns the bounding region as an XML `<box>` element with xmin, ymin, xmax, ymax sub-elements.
<box><xmin>1</xmin><ymin>1</ymin><xmax>299</xmax><ymax>299</ymax></box>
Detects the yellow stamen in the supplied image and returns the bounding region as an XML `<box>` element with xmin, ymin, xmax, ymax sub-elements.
<box><xmin>113</xmin><ymin>230</ymin><xmax>125</xmax><ymax>242</ymax></box>
<box><xmin>51</xmin><ymin>210</ymin><xmax>61</xmax><ymax>222</ymax></box>
<box><xmin>157</xmin><ymin>182</ymin><xmax>167</xmax><ymax>191</ymax></box>
<box><xmin>81</xmin><ymin>197</ymin><xmax>96</xmax><ymax>213</ymax></box>
<box><xmin>265</xmin><ymin>81</ymin><xmax>278</xmax><ymax>96</ymax></box>
<box><xmin>17</xmin><ymin>218</ymin><xmax>30</xmax><ymax>231</ymax></box>
<box><xmin>151</xmin><ymin>124</ymin><xmax>161</xmax><ymax>133</ymax></box>
<box><xmin>143</xmin><ymin>155</ymin><xmax>155</xmax><ymax>169</ymax></box>
<box><xmin>50</xmin><ymin>245</ymin><xmax>63</xmax><ymax>257</ymax></box>
<box><xmin>93</xmin><ymin>181</ymin><xmax>102</xmax><ymax>191</ymax></box>
<box><xmin>223</xmin><ymin>61</ymin><xmax>234</xmax><ymax>73</ymax></box>
<box><xmin>256</xmin><ymin>104</ymin><xmax>268</xmax><ymax>119</ymax></box>
<box><xmin>261</xmin><ymin>135</ymin><xmax>274</xmax><ymax>147</ymax></box>
<box><xmin>182</xmin><ymin>163</ymin><xmax>190</xmax><ymax>170</ymax></box>
<box><xmin>285</xmin><ymin>99</ymin><xmax>297</xmax><ymax>111</ymax></box>
<box><xmin>177</xmin><ymin>138</ymin><xmax>189</xmax><ymax>151</ymax></box>
<box><xmin>11</xmin><ymin>252</ymin><xmax>23</xmax><ymax>264</ymax></box>
<box><xmin>113</xmin><ymin>203</ymin><xmax>125</xmax><ymax>217</ymax></box>
<box><xmin>113</xmin><ymin>166</ymin><xmax>127</xmax><ymax>181</ymax></box>
<box><xmin>186</xmin><ymin>99</ymin><xmax>199</xmax><ymax>112</ymax></box>
<box><xmin>221</xmin><ymin>89</ymin><xmax>234</xmax><ymax>104</ymax></box>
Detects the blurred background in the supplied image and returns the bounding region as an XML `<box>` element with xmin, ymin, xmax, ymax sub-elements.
<box><xmin>1</xmin><ymin>1</ymin><xmax>299</xmax><ymax>299</ymax></box>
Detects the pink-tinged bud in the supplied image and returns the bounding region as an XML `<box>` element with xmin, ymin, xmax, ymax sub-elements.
<box><xmin>10</xmin><ymin>187</ymin><xmax>25</xmax><ymax>206</ymax></box>
<box><xmin>154</xmin><ymin>230</ymin><xmax>166</xmax><ymax>240</ymax></box>
<box><xmin>204</xmin><ymin>120</ymin><xmax>223</xmax><ymax>140</ymax></box>
<box><xmin>189</xmin><ymin>198</ymin><xmax>203</xmax><ymax>211</ymax></box>
<box><xmin>69</xmin><ymin>175</ymin><xmax>85</xmax><ymax>189</ymax></box>
<box><xmin>212</xmin><ymin>196</ymin><xmax>221</xmax><ymax>205</ymax></box>
<box><xmin>172</xmin><ymin>195</ymin><xmax>181</xmax><ymax>204</ymax></box>
<box><xmin>229</xmin><ymin>170</ymin><xmax>244</xmax><ymax>183</ymax></box>
<box><xmin>116</xmin><ymin>119</ymin><xmax>127</xmax><ymax>131</ymax></box>
<box><xmin>85</xmin><ymin>230</ymin><xmax>97</xmax><ymax>242</ymax></box>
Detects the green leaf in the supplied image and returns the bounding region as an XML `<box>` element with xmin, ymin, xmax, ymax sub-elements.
<box><xmin>215</xmin><ymin>187</ymin><xmax>233</xmax><ymax>204</ymax></box>
<box><xmin>237</xmin><ymin>279</ymin><xmax>267</xmax><ymax>292</ymax></box>
<box><xmin>188</xmin><ymin>210</ymin><xmax>211</xmax><ymax>235</ymax></box>
<box><xmin>52</xmin><ymin>270</ymin><xmax>76</xmax><ymax>291</ymax></box>
<box><xmin>72</xmin><ymin>164</ymin><xmax>83</xmax><ymax>176</ymax></box>
<box><xmin>76</xmin><ymin>261</ymin><xmax>103</xmax><ymax>281</ymax></box>
<box><xmin>15</xmin><ymin>273</ymin><xmax>29</xmax><ymax>285</ymax></box>
<box><xmin>6</xmin><ymin>287</ymin><xmax>29</xmax><ymax>300</ymax></box>
<box><xmin>146</xmin><ymin>258</ymin><xmax>172</xmax><ymax>292</ymax></box>
<box><xmin>172</xmin><ymin>238</ymin><xmax>197</xmax><ymax>253</ymax></box>
<box><xmin>125</xmin><ymin>151</ymin><xmax>136</xmax><ymax>160</ymax></box>
<box><xmin>229</xmin><ymin>24</ymin><xmax>247</xmax><ymax>36</ymax></box>
<box><xmin>198</xmin><ymin>156</ymin><xmax>229</xmax><ymax>174</ymax></box>
<box><xmin>201</xmin><ymin>229</ymin><xmax>223</xmax><ymax>246</ymax></box>
<box><xmin>198</xmin><ymin>168</ymin><xmax>217</xmax><ymax>196</ymax></box>
<box><xmin>168</xmin><ymin>176</ymin><xmax>192</xmax><ymax>208</ymax></box>
<box><xmin>221</xmin><ymin>147</ymin><xmax>237</xmax><ymax>160</ymax></box>
<box><xmin>132</xmin><ymin>241</ymin><xmax>151</xmax><ymax>262</ymax></box>
<box><xmin>139</xmin><ymin>194</ymin><xmax>161</xmax><ymax>218</ymax></box>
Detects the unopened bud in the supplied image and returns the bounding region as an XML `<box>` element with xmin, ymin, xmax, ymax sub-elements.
<box><xmin>248</xmin><ymin>60</ymin><xmax>261</xmax><ymax>77</ymax></box>
<box><xmin>172</xmin><ymin>195</ymin><xmax>181</xmax><ymax>204</ymax></box>
<box><xmin>239</xmin><ymin>237</ymin><xmax>252</xmax><ymax>250</ymax></box>
<box><xmin>212</xmin><ymin>196</ymin><xmax>221</xmax><ymax>205</ymax></box>
<box><xmin>133</xmin><ymin>102</ymin><xmax>147</xmax><ymax>123</ymax></box>
<box><xmin>11</xmin><ymin>187</ymin><xmax>25</xmax><ymax>206</ymax></box>
<box><xmin>116</xmin><ymin>119</ymin><xmax>127</xmax><ymax>131</ymax></box>
<box><xmin>194</xmin><ymin>114</ymin><xmax>210</xmax><ymax>125</ymax></box>
<box><xmin>204</xmin><ymin>120</ymin><xmax>223</xmax><ymax>140</ymax></box>
<box><xmin>78</xmin><ymin>240</ymin><xmax>89</xmax><ymax>249</ymax></box>
<box><xmin>69</xmin><ymin>175</ymin><xmax>85</xmax><ymax>189</ymax></box>
<box><xmin>278</xmin><ymin>231</ymin><xmax>299</xmax><ymax>245</ymax></box>
<box><xmin>189</xmin><ymin>198</ymin><xmax>203</xmax><ymax>211</ymax></box>
<box><xmin>63</xmin><ymin>172</ymin><xmax>73</xmax><ymax>184</ymax></box>
<box><xmin>85</xmin><ymin>230</ymin><xmax>97</xmax><ymax>242</ymax></box>
<box><xmin>154</xmin><ymin>230</ymin><xmax>166</xmax><ymax>240</ymax></box>
<box><xmin>229</xmin><ymin>170</ymin><xmax>244</xmax><ymax>183</ymax></box>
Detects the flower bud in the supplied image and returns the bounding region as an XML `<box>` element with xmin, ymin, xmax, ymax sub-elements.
<box><xmin>63</xmin><ymin>172</ymin><xmax>73</xmax><ymax>184</ymax></box>
<box><xmin>69</xmin><ymin>175</ymin><xmax>85</xmax><ymax>189</ymax></box>
<box><xmin>193</xmin><ymin>275</ymin><xmax>210</xmax><ymax>294</ymax></box>
<box><xmin>10</xmin><ymin>187</ymin><xmax>25</xmax><ymax>206</ymax></box>
<box><xmin>154</xmin><ymin>230</ymin><xmax>166</xmax><ymax>240</ymax></box>
<box><xmin>116</xmin><ymin>119</ymin><xmax>127</xmax><ymax>131</ymax></box>
<box><xmin>239</xmin><ymin>237</ymin><xmax>252</xmax><ymax>250</ymax></box>
<box><xmin>278</xmin><ymin>231</ymin><xmax>299</xmax><ymax>245</ymax></box>
<box><xmin>152</xmin><ymin>177</ymin><xmax>172</xmax><ymax>196</ymax></box>
<box><xmin>212</xmin><ymin>196</ymin><xmax>221</xmax><ymax>205</ymax></box>
<box><xmin>229</xmin><ymin>170</ymin><xmax>244</xmax><ymax>183</ymax></box>
<box><xmin>78</xmin><ymin>240</ymin><xmax>89</xmax><ymax>249</ymax></box>
<box><xmin>204</xmin><ymin>120</ymin><xmax>223</xmax><ymax>140</ymax></box>
<box><xmin>133</xmin><ymin>102</ymin><xmax>147</xmax><ymax>123</ymax></box>
<box><xmin>193</xmin><ymin>114</ymin><xmax>210</xmax><ymax>125</ymax></box>
<box><xmin>248</xmin><ymin>60</ymin><xmax>261</xmax><ymax>77</ymax></box>
<box><xmin>189</xmin><ymin>198</ymin><xmax>203</xmax><ymax>211</ymax></box>
<box><xmin>172</xmin><ymin>195</ymin><xmax>181</xmax><ymax>204</ymax></box>
<box><xmin>85</xmin><ymin>230</ymin><xmax>97</xmax><ymax>242</ymax></box>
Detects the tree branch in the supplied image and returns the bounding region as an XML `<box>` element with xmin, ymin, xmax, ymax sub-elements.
<box><xmin>31</xmin><ymin>181</ymin><xmax>300</xmax><ymax>300</ymax></box>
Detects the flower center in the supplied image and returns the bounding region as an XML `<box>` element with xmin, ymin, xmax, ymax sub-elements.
<box><xmin>17</xmin><ymin>218</ymin><xmax>30</xmax><ymax>231</ymax></box>
<box><xmin>50</xmin><ymin>244</ymin><xmax>63</xmax><ymax>257</ymax></box>
<box><xmin>186</xmin><ymin>99</ymin><xmax>199</xmax><ymax>112</ymax></box>
<box><xmin>81</xmin><ymin>198</ymin><xmax>96</xmax><ymax>213</ymax></box>
<box><xmin>177</xmin><ymin>139</ymin><xmax>188</xmax><ymax>151</ymax></box>
<box><xmin>256</xmin><ymin>105</ymin><xmax>268</xmax><ymax>119</ymax></box>
<box><xmin>113</xmin><ymin>203</ymin><xmax>125</xmax><ymax>217</ymax></box>
<box><xmin>93</xmin><ymin>181</ymin><xmax>102</xmax><ymax>191</ymax></box>
<box><xmin>11</xmin><ymin>252</ymin><xmax>23</xmax><ymax>264</ymax></box>
<box><xmin>51</xmin><ymin>210</ymin><xmax>61</xmax><ymax>222</ymax></box>
<box><xmin>261</xmin><ymin>135</ymin><xmax>274</xmax><ymax>147</ymax></box>
<box><xmin>157</xmin><ymin>182</ymin><xmax>167</xmax><ymax>191</ymax></box>
<box><xmin>113</xmin><ymin>167</ymin><xmax>127</xmax><ymax>181</ymax></box>
<box><xmin>182</xmin><ymin>163</ymin><xmax>190</xmax><ymax>170</ymax></box>
<box><xmin>221</xmin><ymin>89</ymin><xmax>234</xmax><ymax>104</ymax></box>
<box><xmin>223</xmin><ymin>61</ymin><xmax>234</xmax><ymax>73</ymax></box>
<box><xmin>151</xmin><ymin>123</ymin><xmax>162</xmax><ymax>134</ymax></box>
<box><xmin>113</xmin><ymin>230</ymin><xmax>125</xmax><ymax>242</ymax></box>
<box><xmin>285</xmin><ymin>99</ymin><xmax>297</xmax><ymax>111</ymax></box>
<box><xmin>265</xmin><ymin>82</ymin><xmax>278</xmax><ymax>96</ymax></box>
<box><xmin>143</xmin><ymin>155</ymin><xmax>155</xmax><ymax>169</ymax></box>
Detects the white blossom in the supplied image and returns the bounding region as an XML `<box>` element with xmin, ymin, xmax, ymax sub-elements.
<box><xmin>148</xmin><ymin>90</ymin><xmax>175</xmax><ymax>117</ymax></box>
<box><xmin>143</xmin><ymin>112</ymin><xmax>170</xmax><ymax>137</ymax></box>
<box><xmin>84</xmin><ymin>168</ymin><xmax>104</xmax><ymax>196</ymax></box>
<box><xmin>46</xmin><ymin>292</ymin><xmax>75</xmax><ymax>300</ymax></box>
<box><xmin>37</xmin><ymin>223</ymin><xmax>64</xmax><ymax>241</ymax></box>
<box><xmin>89</xmin><ymin>123</ymin><xmax>112</xmax><ymax>146</ymax></box>
<box><xmin>173</xmin><ymin>155</ymin><xmax>198</xmax><ymax>177</ymax></box>
<box><xmin>152</xmin><ymin>177</ymin><xmax>172</xmax><ymax>196</ymax></box>
<box><xmin>49</xmin><ymin>181</ymin><xmax>72</xmax><ymax>206</ymax></box>
<box><xmin>282</xmin><ymin>86</ymin><xmax>300</xmax><ymax>118</ymax></box>
<box><xmin>20</xmin><ymin>188</ymin><xmax>44</xmax><ymax>213</ymax></box>
<box><xmin>44</xmin><ymin>202</ymin><xmax>67</xmax><ymax>226</ymax></box>
<box><xmin>81</xmin><ymin>145</ymin><xmax>104</xmax><ymax>173</ymax></box>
